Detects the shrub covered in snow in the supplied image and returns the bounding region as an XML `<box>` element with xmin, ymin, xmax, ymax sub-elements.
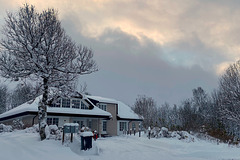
<box><xmin>171</xmin><ymin>131</ymin><xmax>195</xmax><ymax>142</ymax></box>
<box><xmin>0</xmin><ymin>124</ymin><xmax>13</xmax><ymax>132</ymax></box>
<box><xmin>148</xmin><ymin>127</ymin><xmax>195</xmax><ymax>142</ymax></box>
<box><xmin>24</xmin><ymin>124</ymin><xmax>39</xmax><ymax>133</ymax></box>
<box><xmin>149</xmin><ymin>127</ymin><xmax>171</xmax><ymax>138</ymax></box>
<box><xmin>24</xmin><ymin>124</ymin><xmax>61</xmax><ymax>140</ymax></box>
<box><xmin>12</xmin><ymin>119</ymin><xmax>24</xmax><ymax>130</ymax></box>
<box><xmin>45</xmin><ymin>125</ymin><xmax>61</xmax><ymax>140</ymax></box>
<box><xmin>159</xmin><ymin>127</ymin><xmax>170</xmax><ymax>138</ymax></box>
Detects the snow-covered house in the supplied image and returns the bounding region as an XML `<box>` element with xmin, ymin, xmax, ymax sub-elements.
<box><xmin>87</xmin><ymin>96</ymin><xmax>142</xmax><ymax>136</ymax></box>
<box><xmin>0</xmin><ymin>95</ymin><xmax>142</xmax><ymax>136</ymax></box>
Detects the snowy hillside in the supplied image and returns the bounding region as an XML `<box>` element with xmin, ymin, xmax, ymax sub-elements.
<box><xmin>0</xmin><ymin>130</ymin><xmax>239</xmax><ymax>160</ymax></box>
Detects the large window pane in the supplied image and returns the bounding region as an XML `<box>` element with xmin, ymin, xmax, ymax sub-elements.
<box><xmin>62</xmin><ymin>98</ymin><xmax>70</xmax><ymax>108</ymax></box>
<box><xmin>47</xmin><ymin>118</ymin><xmax>52</xmax><ymax>126</ymax></box>
<box><xmin>120</xmin><ymin>122</ymin><xmax>127</xmax><ymax>131</ymax></box>
<box><xmin>99</xmin><ymin>104</ymin><xmax>107</xmax><ymax>111</ymax></box>
<box><xmin>72</xmin><ymin>99</ymin><xmax>80</xmax><ymax>109</ymax></box>
<box><xmin>47</xmin><ymin>117</ymin><xmax>59</xmax><ymax>126</ymax></box>
<box><xmin>103</xmin><ymin>121</ymin><xmax>107</xmax><ymax>131</ymax></box>
<box><xmin>81</xmin><ymin>101</ymin><xmax>88</xmax><ymax>109</ymax></box>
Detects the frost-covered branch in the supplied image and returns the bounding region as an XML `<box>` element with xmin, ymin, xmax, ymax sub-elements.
<box><xmin>0</xmin><ymin>4</ymin><xmax>98</xmax><ymax>140</ymax></box>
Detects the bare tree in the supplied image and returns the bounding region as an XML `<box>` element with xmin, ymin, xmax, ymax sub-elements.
<box><xmin>0</xmin><ymin>4</ymin><xmax>97</xmax><ymax>140</ymax></box>
<box><xmin>192</xmin><ymin>87</ymin><xmax>211</xmax><ymax>126</ymax></box>
<box><xmin>179</xmin><ymin>99</ymin><xmax>197</xmax><ymax>131</ymax></box>
<box><xmin>0</xmin><ymin>85</ymin><xmax>7</xmax><ymax>114</ymax></box>
<box><xmin>218</xmin><ymin>60</ymin><xmax>240</xmax><ymax>124</ymax></box>
<box><xmin>132</xmin><ymin>95</ymin><xmax>158</xmax><ymax>128</ymax></box>
<box><xmin>218</xmin><ymin>61</ymin><xmax>240</xmax><ymax>133</ymax></box>
<box><xmin>10</xmin><ymin>83</ymin><xmax>35</xmax><ymax>109</ymax></box>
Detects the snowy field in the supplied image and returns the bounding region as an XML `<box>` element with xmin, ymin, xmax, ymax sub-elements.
<box><xmin>0</xmin><ymin>130</ymin><xmax>240</xmax><ymax>160</ymax></box>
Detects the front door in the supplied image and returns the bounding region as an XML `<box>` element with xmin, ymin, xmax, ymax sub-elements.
<box><xmin>102</xmin><ymin>120</ymin><xmax>107</xmax><ymax>134</ymax></box>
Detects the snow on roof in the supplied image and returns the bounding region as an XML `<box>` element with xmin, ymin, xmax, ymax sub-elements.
<box><xmin>87</xmin><ymin>95</ymin><xmax>117</xmax><ymax>104</ymax></box>
<box><xmin>117</xmin><ymin>101</ymin><xmax>141</xmax><ymax>120</ymax></box>
<box><xmin>0</xmin><ymin>96</ymin><xmax>41</xmax><ymax>119</ymax></box>
<box><xmin>86</xmin><ymin>95</ymin><xmax>141</xmax><ymax>120</ymax></box>
<box><xmin>0</xmin><ymin>96</ymin><xmax>111</xmax><ymax>120</ymax></box>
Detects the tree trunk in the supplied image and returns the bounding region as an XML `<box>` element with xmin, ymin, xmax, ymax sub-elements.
<box><xmin>38</xmin><ymin>78</ymin><xmax>48</xmax><ymax>141</ymax></box>
<box><xmin>38</xmin><ymin>101</ymin><xmax>47</xmax><ymax>140</ymax></box>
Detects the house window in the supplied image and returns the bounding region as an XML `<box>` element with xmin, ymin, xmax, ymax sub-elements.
<box><xmin>80</xmin><ymin>121</ymin><xmax>84</xmax><ymax>128</ymax></box>
<box><xmin>132</xmin><ymin>122</ymin><xmax>135</xmax><ymax>130</ymax></box>
<box><xmin>62</xmin><ymin>98</ymin><xmax>70</xmax><ymax>108</ymax></box>
<box><xmin>103</xmin><ymin>121</ymin><xmax>107</xmax><ymax>131</ymax></box>
<box><xmin>72</xmin><ymin>99</ymin><xmax>80</xmax><ymax>109</ymax></box>
<box><xmin>47</xmin><ymin>118</ymin><xmax>52</xmax><ymax>125</ymax></box>
<box><xmin>47</xmin><ymin>118</ymin><xmax>59</xmax><ymax>126</ymax></box>
<box><xmin>88</xmin><ymin>120</ymin><xmax>92</xmax><ymax>129</ymax></box>
<box><xmin>99</xmin><ymin>104</ymin><xmax>107</xmax><ymax>111</ymax></box>
<box><xmin>50</xmin><ymin>99</ymin><xmax>61</xmax><ymax>108</ymax></box>
<box><xmin>81</xmin><ymin>101</ymin><xmax>88</xmax><ymax>109</ymax></box>
<box><xmin>52</xmin><ymin>118</ymin><xmax>59</xmax><ymax>126</ymax></box>
<box><xmin>119</xmin><ymin>122</ymin><xmax>127</xmax><ymax>131</ymax></box>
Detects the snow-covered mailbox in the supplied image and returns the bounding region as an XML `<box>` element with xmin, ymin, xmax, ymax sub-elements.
<box><xmin>63</xmin><ymin>123</ymin><xmax>79</xmax><ymax>133</ymax></box>
<box><xmin>62</xmin><ymin>123</ymin><xmax>79</xmax><ymax>144</ymax></box>
<box><xmin>80</xmin><ymin>132</ymin><xmax>93</xmax><ymax>150</ymax></box>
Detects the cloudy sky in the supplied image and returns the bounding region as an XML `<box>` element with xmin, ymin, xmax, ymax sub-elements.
<box><xmin>0</xmin><ymin>0</ymin><xmax>239</xmax><ymax>106</ymax></box>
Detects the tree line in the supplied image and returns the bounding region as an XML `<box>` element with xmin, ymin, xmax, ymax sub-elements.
<box><xmin>0</xmin><ymin>83</ymin><xmax>36</xmax><ymax>114</ymax></box>
<box><xmin>132</xmin><ymin>60</ymin><xmax>240</xmax><ymax>142</ymax></box>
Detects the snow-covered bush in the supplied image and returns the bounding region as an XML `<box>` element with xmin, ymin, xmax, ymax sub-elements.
<box><xmin>171</xmin><ymin>131</ymin><xmax>195</xmax><ymax>142</ymax></box>
<box><xmin>149</xmin><ymin>127</ymin><xmax>161</xmax><ymax>138</ymax></box>
<box><xmin>24</xmin><ymin>124</ymin><xmax>39</xmax><ymax>133</ymax></box>
<box><xmin>12</xmin><ymin>119</ymin><xmax>24</xmax><ymax>130</ymax></box>
<box><xmin>159</xmin><ymin>127</ymin><xmax>170</xmax><ymax>138</ymax></box>
<box><xmin>0</xmin><ymin>124</ymin><xmax>13</xmax><ymax>132</ymax></box>
<box><xmin>149</xmin><ymin>127</ymin><xmax>195</xmax><ymax>142</ymax></box>
<box><xmin>194</xmin><ymin>133</ymin><xmax>221</xmax><ymax>144</ymax></box>
<box><xmin>150</xmin><ymin>127</ymin><xmax>171</xmax><ymax>138</ymax></box>
<box><xmin>45</xmin><ymin>125</ymin><xmax>62</xmax><ymax>140</ymax></box>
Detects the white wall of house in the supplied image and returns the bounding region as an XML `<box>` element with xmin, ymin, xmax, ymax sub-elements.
<box><xmin>59</xmin><ymin>116</ymin><xmax>70</xmax><ymax>127</ymax></box>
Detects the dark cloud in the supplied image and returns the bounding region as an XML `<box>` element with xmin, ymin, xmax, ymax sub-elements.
<box><xmin>62</xmin><ymin>16</ymin><xmax>218</xmax><ymax>105</ymax></box>
<box><xmin>0</xmin><ymin>0</ymin><xmax>237</xmax><ymax>106</ymax></box>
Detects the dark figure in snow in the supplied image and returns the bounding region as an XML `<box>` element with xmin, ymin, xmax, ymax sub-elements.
<box><xmin>148</xmin><ymin>126</ymin><xmax>151</xmax><ymax>139</ymax></box>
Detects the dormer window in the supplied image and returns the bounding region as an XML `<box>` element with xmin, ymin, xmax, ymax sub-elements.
<box><xmin>72</xmin><ymin>99</ymin><xmax>80</xmax><ymax>109</ymax></box>
<box><xmin>62</xmin><ymin>98</ymin><xmax>70</xmax><ymax>108</ymax></box>
<box><xmin>81</xmin><ymin>101</ymin><xmax>88</xmax><ymax>109</ymax></box>
<box><xmin>98</xmin><ymin>103</ymin><xmax>107</xmax><ymax>111</ymax></box>
<box><xmin>50</xmin><ymin>98</ymin><xmax>89</xmax><ymax>109</ymax></box>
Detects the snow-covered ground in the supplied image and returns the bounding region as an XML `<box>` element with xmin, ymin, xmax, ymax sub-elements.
<box><xmin>0</xmin><ymin>130</ymin><xmax>240</xmax><ymax>160</ymax></box>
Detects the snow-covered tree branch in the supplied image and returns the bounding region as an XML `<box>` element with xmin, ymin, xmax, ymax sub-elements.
<box><xmin>0</xmin><ymin>4</ymin><xmax>98</xmax><ymax>140</ymax></box>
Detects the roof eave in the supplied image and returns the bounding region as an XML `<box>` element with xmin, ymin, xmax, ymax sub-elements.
<box><xmin>117</xmin><ymin>116</ymin><xmax>143</xmax><ymax>121</ymax></box>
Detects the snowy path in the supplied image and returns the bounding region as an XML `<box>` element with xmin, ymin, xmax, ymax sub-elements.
<box><xmin>95</xmin><ymin>136</ymin><xmax>240</xmax><ymax>160</ymax></box>
<box><xmin>0</xmin><ymin>131</ymin><xmax>240</xmax><ymax>160</ymax></box>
